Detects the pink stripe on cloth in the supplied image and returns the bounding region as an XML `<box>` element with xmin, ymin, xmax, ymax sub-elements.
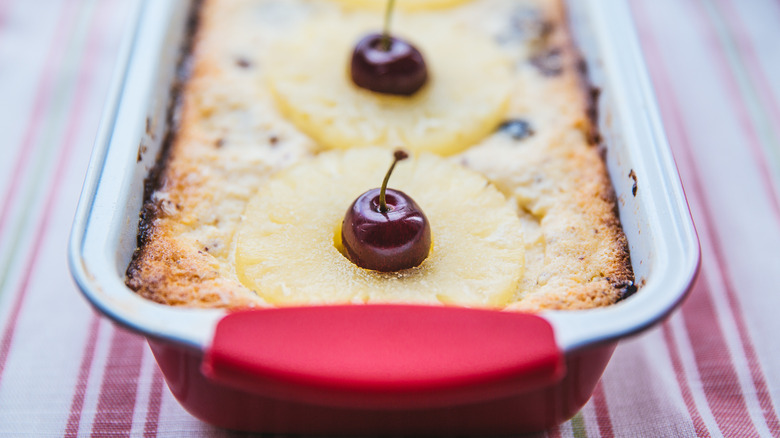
<box><xmin>675</xmin><ymin>148</ymin><xmax>780</xmax><ymax>435</ymax></box>
<box><xmin>645</xmin><ymin>63</ymin><xmax>756</xmax><ymax>433</ymax></box>
<box><xmin>688</xmin><ymin>183</ymin><xmax>780</xmax><ymax>434</ymax></box>
<box><xmin>633</xmin><ymin>0</ymin><xmax>779</xmax><ymax>435</ymax></box>
<box><xmin>143</xmin><ymin>367</ymin><xmax>164</xmax><ymax>438</ymax></box>
<box><xmin>0</xmin><ymin>0</ymin><xmax>15</xmax><ymax>28</ymax></box>
<box><xmin>718</xmin><ymin>0</ymin><xmax>780</xmax><ymax>135</ymax></box>
<box><xmin>90</xmin><ymin>327</ymin><xmax>146</xmax><ymax>437</ymax></box>
<box><xmin>643</xmin><ymin>48</ymin><xmax>769</xmax><ymax>438</ymax></box>
<box><xmin>683</xmin><ymin>279</ymin><xmax>761</xmax><ymax>437</ymax></box>
<box><xmin>0</xmin><ymin>0</ymin><xmax>82</xmax><ymax>239</ymax></box>
<box><xmin>662</xmin><ymin>324</ymin><xmax>711</xmax><ymax>437</ymax></box>
<box><xmin>0</xmin><ymin>0</ymin><xmax>105</xmax><ymax>392</ymax></box>
<box><xmin>64</xmin><ymin>314</ymin><xmax>102</xmax><ymax>438</ymax></box>
<box><xmin>686</xmin><ymin>0</ymin><xmax>780</xmax><ymax>219</ymax></box>
<box><xmin>647</xmin><ymin>8</ymin><xmax>780</xmax><ymax>429</ymax></box>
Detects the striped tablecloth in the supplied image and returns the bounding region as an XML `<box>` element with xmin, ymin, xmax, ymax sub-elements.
<box><xmin>1</xmin><ymin>0</ymin><xmax>779</xmax><ymax>436</ymax></box>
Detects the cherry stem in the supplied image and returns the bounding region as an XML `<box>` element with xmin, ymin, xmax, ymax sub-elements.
<box><xmin>381</xmin><ymin>0</ymin><xmax>396</xmax><ymax>51</ymax></box>
<box><xmin>379</xmin><ymin>149</ymin><xmax>409</xmax><ymax>212</ymax></box>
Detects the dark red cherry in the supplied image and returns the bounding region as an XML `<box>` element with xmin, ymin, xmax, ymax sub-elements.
<box><xmin>350</xmin><ymin>33</ymin><xmax>428</xmax><ymax>96</ymax></box>
<box><xmin>341</xmin><ymin>150</ymin><xmax>431</xmax><ymax>272</ymax></box>
<box><xmin>342</xmin><ymin>188</ymin><xmax>431</xmax><ymax>272</ymax></box>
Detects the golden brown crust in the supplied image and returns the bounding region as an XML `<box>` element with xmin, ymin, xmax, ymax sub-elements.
<box><xmin>126</xmin><ymin>0</ymin><xmax>634</xmax><ymax>311</ymax></box>
<box><xmin>127</xmin><ymin>229</ymin><xmax>258</xmax><ymax>308</ymax></box>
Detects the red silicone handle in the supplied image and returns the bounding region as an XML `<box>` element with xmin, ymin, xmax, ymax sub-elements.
<box><xmin>202</xmin><ymin>305</ymin><xmax>564</xmax><ymax>410</ymax></box>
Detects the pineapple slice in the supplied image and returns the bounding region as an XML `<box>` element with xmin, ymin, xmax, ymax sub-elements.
<box><xmin>333</xmin><ymin>0</ymin><xmax>473</xmax><ymax>12</ymax></box>
<box><xmin>265</xmin><ymin>15</ymin><xmax>512</xmax><ymax>156</ymax></box>
<box><xmin>235</xmin><ymin>148</ymin><xmax>525</xmax><ymax>308</ymax></box>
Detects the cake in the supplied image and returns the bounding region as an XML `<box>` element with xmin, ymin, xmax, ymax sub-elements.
<box><xmin>126</xmin><ymin>0</ymin><xmax>634</xmax><ymax>311</ymax></box>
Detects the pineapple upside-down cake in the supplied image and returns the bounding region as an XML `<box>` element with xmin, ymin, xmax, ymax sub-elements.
<box><xmin>126</xmin><ymin>0</ymin><xmax>634</xmax><ymax>311</ymax></box>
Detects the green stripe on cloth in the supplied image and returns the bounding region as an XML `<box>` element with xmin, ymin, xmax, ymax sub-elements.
<box><xmin>570</xmin><ymin>412</ymin><xmax>588</xmax><ymax>438</ymax></box>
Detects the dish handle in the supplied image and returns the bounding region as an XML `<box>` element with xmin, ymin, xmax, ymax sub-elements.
<box><xmin>201</xmin><ymin>305</ymin><xmax>564</xmax><ymax>409</ymax></box>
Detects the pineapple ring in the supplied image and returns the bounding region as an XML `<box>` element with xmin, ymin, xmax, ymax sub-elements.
<box><xmin>266</xmin><ymin>16</ymin><xmax>513</xmax><ymax>156</ymax></box>
<box><xmin>333</xmin><ymin>0</ymin><xmax>473</xmax><ymax>12</ymax></box>
<box><xmin>235</xmin><ymin>148</ymin><xmax>525</xmax><ymax>308</ymax></box>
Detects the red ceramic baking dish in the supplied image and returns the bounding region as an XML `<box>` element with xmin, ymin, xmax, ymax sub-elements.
<box><xmin>69</xmin><ymin>0</ymin><xmax>699</xmax><ymax>434</ymax></box>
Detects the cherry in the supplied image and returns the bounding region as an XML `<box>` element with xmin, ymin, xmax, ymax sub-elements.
<box><xmin>349</xmin><ymin>0</ymin><xmax>428</xmax><ymax>96</ymax></box>
<box><xmin>351</xmin><ymin>34</ymin><xmax>428</xmax><ymax>96</ymax></box>
<box><xmin>341</xmin><ymin>150</ymin><xmax>432</xmax><ymax>272</ymax></box>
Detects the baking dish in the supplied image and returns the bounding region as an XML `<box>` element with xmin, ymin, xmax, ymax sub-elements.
<box><xmin>69</xmin><ymin>0</ymin><xmax>699</xmax><ymax>434</ymax></box>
